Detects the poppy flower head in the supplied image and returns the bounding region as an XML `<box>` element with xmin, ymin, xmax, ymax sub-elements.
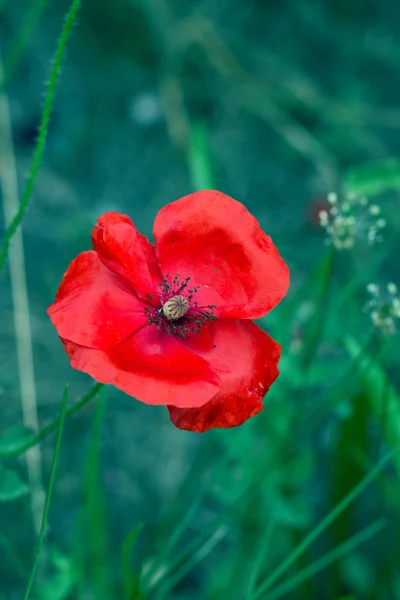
<box><xmin>47</xmin><ymin>190</ymin><xmax>289</xmax><ymax>432</ymax></box>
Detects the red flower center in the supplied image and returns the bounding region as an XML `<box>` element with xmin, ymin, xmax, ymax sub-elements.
<box><xmin>144</xmin><ymin>274</ymin><xmax>217</xmax><ymax>339</ymax></box>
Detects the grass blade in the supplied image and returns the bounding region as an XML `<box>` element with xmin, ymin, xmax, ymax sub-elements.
<box><xmin>262</xmin><ymin>519</ymin><xmax>385</xmax><ymax>600</ymax></box>
<box><xmin>252</xmin><ymin>447</ymin><xmax>398</xmax><ymax>599</ymax></box>
<box><xmin>80</xmin><ymin>386</ymin><xmax>112</xmax><ymax>599</ymax></box>
<box><xmin>1</xmin><ymin>0</ymin><xmax>50</xmax><ymax>90</ymax></box>
<box><xmin>188</xmin><ymin>120</ymin><xmax>216</xmax><ymax>190</ymax></box>
<box><xmin>0</xmin><ymin>382</ymin><xmax>103</xmax><ymax>459</ymax></box>
<box><xmin>0</xmin><ymin>0</ymin><xmax>82</xmax><ymax>270</ymax></box>
<box><xmin>23</xmin><ymin>384</ymin><xmax>69</xmax><ymax>600</ymax></box>
<box><xmin>122</xmin><ymin>523</ymin><xmax>144</xmax><ymax>596</ymax></box>
<box><xmin>247</xmin><ymin>520</ymin><xmax>276</xmax><ymax>599</ymax></box>
<box><xmin>0</xmin><ymin>532</ymin><xmax>28</xmax><ymax>581</ymax></box>
<box><xmin>152</xmin><ymin>525</ymin><xmax>227</xmax><ymax>599</ymax></box>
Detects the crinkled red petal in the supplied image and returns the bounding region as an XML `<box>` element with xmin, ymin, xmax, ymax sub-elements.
<box><xmin>47</xmin><ymin>251</ymin><xmax>148</xmax><ymax>350</ymax></box>
<box><xmin>92</xmin><ymin>212</ymin><xmax>161</xmax><ymax>302</ymax></box>
<box><xmin>168</xmin><ymin>320</ymin><xmax>280</xmax><ymax>432</ymax></box>
<box><xmin>153</xmin><ymin>190</ymin><xmax>289</xmax><ymax>319</ymax></box>
<box><xmin>62</xmin><ymin>325</ymin><xmax>220</xmax><ymax>408</ymax></box>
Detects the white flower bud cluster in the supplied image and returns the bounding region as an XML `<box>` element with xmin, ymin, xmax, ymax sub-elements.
<box><xmin>364</xmin><ymin>282</ymin><xmax>400</xmax><ymax>336</ymax></box>
<box><xmin>319</xmin><ymin>192</ymin><xmax>386</xmax><ymax>250</ymax></box>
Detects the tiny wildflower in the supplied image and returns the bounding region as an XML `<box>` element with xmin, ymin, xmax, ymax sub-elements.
<box><xmin>319</xmin><ymin>192</ymin><xmax>386</xmax><ymax>249</ymax></box>
<box><xmin>364</xmin><ymin>282</ymin><xmax>400</xmax><ymax>336</ymax></box>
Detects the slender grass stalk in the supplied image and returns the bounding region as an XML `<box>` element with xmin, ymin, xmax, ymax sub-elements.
<box><xmin>0</xmin><ymin>532</ymin><xmax>28</xmax><ymax>581</ymax></box>
<box><xmin>262</xmin><ymin>520</ymin><xmax>385</xmax><ymax>600</ymax></box>
<box><xmin>122</xmin><ymin>523</ymin><xmax>144</xmax><ymax>596</ymax></box>
<box><xmin>301</xmin><ymin>248</ymin><xmax>335</xmax><ymax>373</ymax></box>
<box><xmin>188</xmin><ymin>120</ymin><xmax>216</xmax><ymax>190</ymax></box>
<box><xmin>0</xmin><ymin>0</ymin><xmax>50</xmax><ymax>91</ymax></box>
<box><xmin>0</xmin><ymin>0</ymin><xmax>81</xmax><ymax>271</ymax></box>
<box><xmin>0</xmin><ymin>382</ymin><xmax>103</xmax><ymax>459</ymax></box>
<box><xmin>83</xmin><ymin>386</ymin><xmax>113</xmax><ymax>598</ymax></box>
<box><xmin>23</xmin><ymin>385</ymin><xmax>69</xmax><ymax>600</ymax></box>
<box><xmin>247</xmin><ymin>520</ymin><xmax>276</xmax><ymax>599</ymax></box>
<box><xmin>252</xmin><ymin>446</ymin><xmax>399</xmax><ymax>599</ymax></box>
<box><xmin>152</xmin><ymin>526</ymin><xmax>227</xmax><ymax>600</ymax></box>
<box><xmin>0</xmin><ymin>42</ymin><xmax>44</xmax><ymax>535</ymax></box>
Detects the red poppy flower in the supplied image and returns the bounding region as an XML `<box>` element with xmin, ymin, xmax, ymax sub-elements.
<box><xmin>47</xmin><ymin>190</ymin><xmax>289</xmax><ymax>432</ymax></box>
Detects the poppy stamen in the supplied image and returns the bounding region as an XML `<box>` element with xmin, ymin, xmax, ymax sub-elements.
<box><xmin>145</xmin><ymin>274</ymin><xmax>217</xmax><ymax>338</ymax></box>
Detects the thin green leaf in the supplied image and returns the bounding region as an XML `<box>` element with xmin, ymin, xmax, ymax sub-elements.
<box><xmin>262</xmin><ymin>520</ymin><xmax>385</xmax><ymax>600</ymax></box>
<box><xmin>330</xmin><ymin>235</ymin><xmax>397</xmax><ymax>317</ymax></box>
<box><xmin>252</xmin><ymin>447</ymin><xmax>398</xmax><ymax>599</ymax></box>
<box><xmin>301</xmin><ymin>248</ymin><xmax>334</xmax><ymax>371</ymax></box>
<box><xmin>1</xmin><ymin>0</ymin><xmax>50</xmax><ymax>90</ymax></box>
<box><xmin>0</xmin><ymin>532</ymin><xmax>28</xmax><ymax>580</ymax></box>
<box><xmin>303</xmin><ymin>333</ymin><xmax>377</xmax><ymax>432</ymax></box>
<box><xmin>345</xmin><ymin>158</ymin><xmax>400</xmax><ymax>197</ymax></box>
<box><xmin>122</xmin><ymin>523</ymin><xmax>144</xmax><ymax>596</ymax></box>
<box><xmin>345</xmin><ymin>335</ymin><xmax>400</xmax><ymax>476</ymax></box>
<box><xmin>247</xmin><ymin>520</ymin><xmax>276</xmax><ymax>599</ymax></box>
<box><xmin>0</xmin><ymin>425</ymin><xmax>35</xmax><ymax>455</ymax></box>
<box><xmin>0</xmin><ymin>382</ymin><xmax>103</xmax><ymax>459</ymax></box>
<box><xmin>152</xmin><ymin>492</ymin><xmax>204</xmax><ymax>572</ymax></box>
<box><xmin>81</xmin><ymin>386</ymin><xmax>112</xmax><ymax>599</ymax></box>
<box><xmin>188</xmin><ymin>120</ymin><xmax>216</xmax><ymax>190</ymax></box>
<box><xmin>0</xmin><ymin>465</ymin><xmax>29</xmax><ymax>501</ymax></box>
<box><xmin>141</xmin><ymin>472</ymin><xmax>257</xmax><ymax>596</ymax></box>
<box><xmin>152</xmin><ymin>526</ymin><xmax>227</xmax><ymax>599</ymax></box>
<box><xmin>0</xmin><ymin>0</ymin><xmax>82</xmax><ymax>270</ymax></box>
<box><xmin>23</xmin><ymin>384</ymin><xmax>69</xmax><ymax>600</ymax></box>
<box><xmin>329</xmin><ymin>389</ymin><xmax>370</xmax><ymax>595</ymax></box>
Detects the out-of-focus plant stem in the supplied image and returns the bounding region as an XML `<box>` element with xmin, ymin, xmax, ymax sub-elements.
<box><xmin>0</xmin><ymin>0</ymin><xmax>50</xmax><ymax>92</ymax></box>
<box><xmin>301</xmin><ymin>247</ymin><xmax>335</xmax><ymax>373</ymax></box>
<box><xmin>0</xmin><ymin>382</ymin><xmax>103</xmax><ymax>459</ymax></box>
<box><xmin>0</xmin><ymin>0</ymin><xmax>82</xmax><ymax>271</ymax></box>
<box><xmin>23</xmin><ymin>386</ymin><xmax>68</xmax><ymax>600</ymax></box>
<box><xmin>0</xmin><ymin>42</ymin><xmax>44</xmax><ymax>536</ymax></box>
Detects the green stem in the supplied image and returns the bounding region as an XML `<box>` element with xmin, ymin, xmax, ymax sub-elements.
<box><xmin>23</xmin><ymin>385</ymin><xmax>69</xmax><ymax>600</ymax></box>
<box><xmin>253</xmin><ymin>446</ymin><xmax>398</xmax><ymax>599</ymax></box>
<box><xmin>262</xmin><ymin>520</ymin><xmax>385</xmax><ymax>600</ymax></box>
<box><xmin>301</xmin><ymin>247</ymin><xmax>335</xmax><ymax>372</ymax></box>
<box><xmin>0</xmin><ymin>382</ymin><xmax>103</xmax><ymax>459</ymax></box>
<box><xmin>0</xmin><ymin>0</ymin><xmax>81</xmax><ymax>271</ymax></box>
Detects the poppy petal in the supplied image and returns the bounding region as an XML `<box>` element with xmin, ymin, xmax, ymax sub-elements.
<box><xmin>168</xmin><ymin>320</ymin><xmax>280</xmax><ymax>432</ymax></box>
<box><xmin>92</xmin><ymin>212</ymin><xmax>162</xmax><ymax>302</ymax></box>
<box><xmin>62</xmin><ymin>325</ymin><xmax>221</xmax><ymax>408</ymax></box>
<box><xmin>47</xmin><ymin>251</ymin><xmax>148</xmax><ymax>350</ymax></box>
<box><xmin>153</xmin><ymin>190</ymin><xmax>289</xmax><ymax>319</ymax></box>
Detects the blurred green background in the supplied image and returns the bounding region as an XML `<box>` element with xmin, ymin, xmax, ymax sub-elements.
<box><xmin>1</xmin><ymin>0</ymin><xmax>400</xmax><ymax>598</ymax></box>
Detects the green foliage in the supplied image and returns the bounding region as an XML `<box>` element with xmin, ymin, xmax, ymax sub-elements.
<box><xmin>37</xmin><ymin>549</ymin><xmax>77</xmax><ymax>600</ymax></box>
<box><xmin>346</xmin><ymin>336</ymin><xmax>400</xmax><ymax>477</ymax></box>
<box><xmin>23</xmin><ymin>385</ymin><xmax>69</xmax><ymax>600</ymax></box>
<box><xmin>121</xmin><ymin>523</ymin><xmax>144</xmax><ymax>598</ymax></box>
<box><xmin>345</xmin><ymin>158</ymin><xmax>400</xmax><ymax>197</ymax></box>
<box><xmin>0</xmin><ymin>0</ymin><xmax>50</xmax><ymax>90</ymax></box>
<box><xmin>2</xmin><ymin>0</ymin><xmax>400</xmax><ymax>598</ymax></box>
<box><xmin>0</xmin><ymin>425</ymin><xmax>35</xmax><ymax>457</ymax></box>
<box><xmin>0</xmin><ymin>0</ymin><xmax>82</xmax><ymax>270</ymax></box>
<box><xmin>0</xmin><ymin>383</ymin><xmax>103</xmax><ymax>459</ymax></box>
<box><xmin>0</xmin><ymin>465</ymin><xmax>29</xmax><ymax>501</ymax></box>
<box><xmin>188</xmin><ymin>121</ymin><xmax>216</xmax><ymax>191</ymax></box>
